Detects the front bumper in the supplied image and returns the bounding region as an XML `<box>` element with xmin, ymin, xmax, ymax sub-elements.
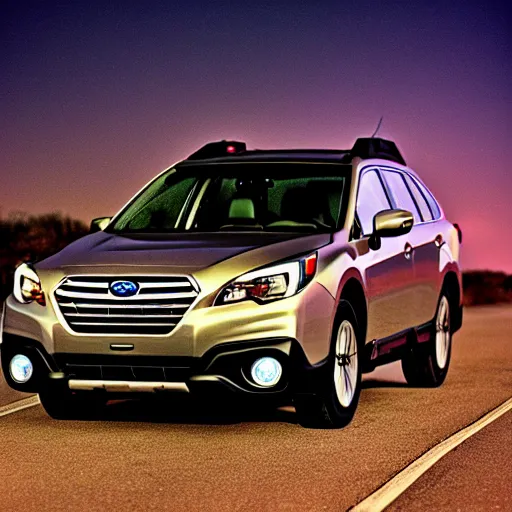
<box><xmin>2</xmin><ymin>277</ymin><xmax>334</xmax><ymax>364</ymax></box>
<box><xmin>0</xmin><ymin>333</ymin><xmax>323</xmax><ymax>399</ymax></box>
<box><xmin>1</xmin><ymin>271</ymin><xmax>335</xmax><ymax>398</ymax></box>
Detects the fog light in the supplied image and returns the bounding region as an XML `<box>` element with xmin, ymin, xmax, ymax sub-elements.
<box><xmin>251</xmin><ymin>357</ymin><xmax>282</xmax><ymax>387</ymax></box>
<box><xmin>9</xmin><ymin>354</ymin><xmax>33</xmax><ymax>384</ymax></box>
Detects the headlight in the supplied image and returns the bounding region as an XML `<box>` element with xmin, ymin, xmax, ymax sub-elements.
<box><xmin>13</xmin><ymin>263</ymin><xmax>45</xmax><ymax>306</ymax></box>
<box><xmin>215</xmin><ymin>252</ymin><xmax>317</xmax><ymax>305</ymax></box>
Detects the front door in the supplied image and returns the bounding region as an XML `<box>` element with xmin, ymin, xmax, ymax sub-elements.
<box><xmin>354</xmin><ymin>168</ymin><xmax>416</xmax><ymax>342</ymax></box>
<box><xmin>380</xmin><ymin>168</ymin><xmax>443</xmax><ymax>328</ymax></box>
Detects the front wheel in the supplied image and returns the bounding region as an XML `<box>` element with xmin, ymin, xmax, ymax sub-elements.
<box><xmin>401</xmin><ymin>293</ymin><xmax>452</xmax><ymax>387</ymax></box>
<box><xmin>39</xmin><ymin>388</ymin><xmax>107</xmax><ymax>420</ymax></box>
<box><xmin>294</xmin><ymin>303</ymin><xmax>362</xmax><ymax>428</ymax></box>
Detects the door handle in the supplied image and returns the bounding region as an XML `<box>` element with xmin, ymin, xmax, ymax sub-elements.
<box><xmin>404</xmin><ymin>243</ymin><xmax>414</xmax><ymax>260</ymax></box>
<box><xmin>434</xmin><ymin>234</ymin><xmax>444</xmax><ymax>248</ymax></box>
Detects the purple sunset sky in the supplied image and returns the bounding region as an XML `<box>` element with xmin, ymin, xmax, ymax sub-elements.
<box><xmin>1</xmin><ymin>1</ymin><xmax>510</xmax><ymax>271</ymax></box>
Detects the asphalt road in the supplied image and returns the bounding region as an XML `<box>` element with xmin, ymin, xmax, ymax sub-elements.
<box><xmin>389</xmin><ymin>410</ymin><xmax>511</xmax><ymax>511</ymax></box>
<box><xmin>1</xmin><ymin>306</ymin><xmax>511</xmax><ymax>512</ymax></box>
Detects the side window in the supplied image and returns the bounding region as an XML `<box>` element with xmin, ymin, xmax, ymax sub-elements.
<box><xmin>412</xmin><ymin>177</ymin><xmax>441</xmax><ymax>220</ymax></box>
<box><xmin>404</xmin><ymin>174</ymin><xmax>433</xmax><ymax>221</ymax></box>
<box><xmin>381</xmin><ymin>171</ymin><xmax>421</xmax><ymax>225</ymax></box>
<box><xmin>356</xmin><ymin>170</ymin><xmax>391</xmax><ymax>236</ymax></box>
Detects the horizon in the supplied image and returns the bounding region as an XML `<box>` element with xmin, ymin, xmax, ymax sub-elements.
<box><xmin>0</xmin><ymin>206</ymin><xmax>510</xmax><ymax>276</ymax></box>
<box><xmin>1</xmin><ymin>1</ymin><xmax>510</xmax><ymax>272</ymax></box>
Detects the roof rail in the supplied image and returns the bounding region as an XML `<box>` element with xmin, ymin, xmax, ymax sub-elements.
<box><xmin>185</xmin><ymin>137</ymin><xmax>406</xmax><ymax>165</ymax></box>
<box><xmin>246</xmin><ymin>149</ymin><xmax>349</xmax><ymax>155</ymax></box>
<box><xmin>350</xmin><ymin>138</ymin><xmax>406</xmax><ymax>165</ymax></box>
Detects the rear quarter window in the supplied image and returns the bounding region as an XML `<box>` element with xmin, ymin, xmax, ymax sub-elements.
<box><xmin>403</xmin><ymin>174</ymin><xmax>433</xmax><ymax>222</ymax></box>
<box><xmin>409</xmin><ymin>175</ymin><xmax>442</xmax><ymax>220</ymax></box>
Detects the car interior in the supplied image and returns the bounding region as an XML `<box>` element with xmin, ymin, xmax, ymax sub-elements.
<box><xmin>117</xmin><ymin>174</ymin><xmax>346</xmax><ymax>233</ymax></box>
<box><xmin>197</xmin><ymin>176</ymin><xmax>345</xmax><ymax>232</ymax></box>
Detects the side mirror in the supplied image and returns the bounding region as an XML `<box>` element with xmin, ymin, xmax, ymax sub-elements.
<box><xmin>368</xmin><ymin>209</ymin><xmax>414</xmax><ymax>250</ymax></box>
<box><xmin>90</xmin><ymin>217</ymin><xmax>112</xmax><ymax>233</ymax></box>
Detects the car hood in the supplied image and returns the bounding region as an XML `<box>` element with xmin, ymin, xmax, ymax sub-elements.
<box><xmin>37</xmin><ymin>231</ymin><xmax>331</xmax><ymax>274</ymax></box>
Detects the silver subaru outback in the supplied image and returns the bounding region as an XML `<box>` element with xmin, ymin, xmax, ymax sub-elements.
<box><xmin>1</xmin><ymin>137</ymin><xmax>463</xmax><ymax>427</ymax></box>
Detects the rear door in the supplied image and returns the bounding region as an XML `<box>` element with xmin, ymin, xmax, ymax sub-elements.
<box><xmin>380</xmin><ymin>168</ymin><xmax>440</xmax><ymax>327</ymax></box>
<box><xmin>403</xmin><ymin>172</ymin><xmax>444</xmax><ymax>322</ymax></box>
<box><xmin>354</xmin><ymin>168</ymin><xmax>416</xmax><ymax>342</ymax></box>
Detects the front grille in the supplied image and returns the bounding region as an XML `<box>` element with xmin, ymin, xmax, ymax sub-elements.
<box><xmin>54</xmin><ymin>353</ymin><xmax>195</xmax><ymax>382</ymax></box>
<box><xmin>54</xmin><ymin>275</ymin><xmax>199</xmax><ymax>335</ymax></box>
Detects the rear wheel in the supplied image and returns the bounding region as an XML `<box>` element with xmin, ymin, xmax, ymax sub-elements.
<box><xmin>401</xmin><ymin>293</ymin><xmax>452</xmax><ymax>387</ymax></box>
<box><xmin>39</xmin><ymin>388</ymin><xmax>107</xmax><ymax>420</ymax></box>
<box><xmin>294</xmin><ymin>303</ymin><xmax>362</xmax><ymax>428</ymax></box>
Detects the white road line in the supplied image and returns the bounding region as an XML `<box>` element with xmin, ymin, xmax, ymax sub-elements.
<box><xmin>0</xmin><ymin>395</ymin><xmax>40</xmax><ymax>418</ymax></box>
<box><xmin>350</xmin><ymin>397</ymin><xmax>512</xmax><ymax>512</ymax></box>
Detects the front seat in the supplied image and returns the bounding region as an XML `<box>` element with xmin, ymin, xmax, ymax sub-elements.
<box><xmin>220</xmin><ymin>198</ymin><xmax>263</xmax><ymax>230</ymax></box>
<box><xmin>267</xmin><ymin>187</ymin><xmax>317</xmax><ymax>229</ymax></box>
<box><xmin>306</xmin><ymin>180</ymin><xmax>343</xmax><ymax>229</ymax></box>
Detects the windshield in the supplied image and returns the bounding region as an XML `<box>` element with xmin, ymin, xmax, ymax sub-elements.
<box><xmin>109</xmin><ymin>163</ymin><xmax>350</xmax><ymax>234</ymax></box>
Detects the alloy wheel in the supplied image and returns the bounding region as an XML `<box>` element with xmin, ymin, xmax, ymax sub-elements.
<box><xmin>334</xmin><ymin>320</ymin><xmax>358</xmax><ymax>408</ymax></box>
<box><xmin>435</xmin><ymin>296</ymin><xmax>451</xmax><ymax>369</ymax></box>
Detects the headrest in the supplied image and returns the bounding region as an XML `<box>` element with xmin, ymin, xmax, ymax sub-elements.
<box><xmin>228</xmin><ymin>198</ymin><xmax>256</xmax><ymax>219</ymax></box>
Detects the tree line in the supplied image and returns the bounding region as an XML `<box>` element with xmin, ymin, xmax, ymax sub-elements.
<box><xmin>462</xmin><ymin>270</ymin><xmax>512</xmax><ymax>306</ymax></box>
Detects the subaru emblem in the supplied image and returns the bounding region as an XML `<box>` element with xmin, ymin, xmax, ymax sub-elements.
<box><xmin>110</xmin><ymin>280</ymin><xmax>139</xmax><ymax>297</ymax></box>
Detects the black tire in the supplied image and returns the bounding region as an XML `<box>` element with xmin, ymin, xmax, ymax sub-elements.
<box><xmin>39</xmin><ymin>388</ymin><xmax>107</xmax><ymax>420</ymax></box>
<box><xmin>294</xmin><ymin>302</ymin><xmax>362</xmax><ymax>429</ymax></box>
<box><xmin>401</xmin><ymin>290</ymin><xmax>452</xmax><ymax>387</ymax></box>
